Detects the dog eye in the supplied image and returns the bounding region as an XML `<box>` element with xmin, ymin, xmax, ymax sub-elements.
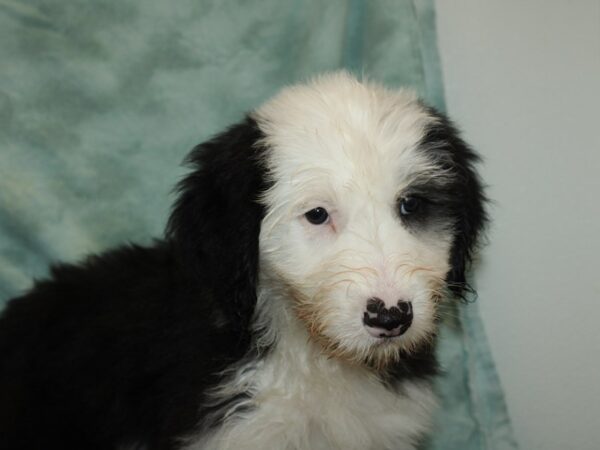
<box><xmin>400</xmin><ymin>197</ymin><xmax>421</xmax><ymax>216</ymax></box>
<box><xmin>304</xmin><ymin>207</ymin><xmax>329</xmax><ymax>225</ymax></box>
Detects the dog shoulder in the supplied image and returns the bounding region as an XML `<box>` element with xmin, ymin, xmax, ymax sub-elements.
<box><xmin>0</xmin><ymin>241</ymin><xmax>251</xmax><ymax>449</ymax></box>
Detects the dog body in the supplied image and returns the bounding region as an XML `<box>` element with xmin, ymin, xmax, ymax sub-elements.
<box><xmin>188</xmin><ymin>329</ymin><xmax>436</xmax><ymax>450</ymax></box>
<box><xmin>0</xmin><ymin>73</ymin><xmax>485</xmax><ymax>450</ymax></box>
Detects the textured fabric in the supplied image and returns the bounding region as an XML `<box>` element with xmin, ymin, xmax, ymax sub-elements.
<box><xmin>0</xmin><ymin>0</ymin><xmax>517</xmax><ymax>448</ymax></box>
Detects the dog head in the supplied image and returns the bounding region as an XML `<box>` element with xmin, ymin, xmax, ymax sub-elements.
<box><xmin>168</xmin><ymin>72</ymin><xmax>486</xmax><ymax>369</ymax></box>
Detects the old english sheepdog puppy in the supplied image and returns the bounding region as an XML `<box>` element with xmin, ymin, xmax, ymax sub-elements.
<box><xmin>0</xmin><ymin>72</ymin><xmax>486</xmax><ymax>450</ymax></box>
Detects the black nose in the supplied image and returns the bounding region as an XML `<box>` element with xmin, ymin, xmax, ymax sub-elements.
<box><xmin>363</xmin><ymin>298</ymin><xmax>413</xmax><ymax>336</ymax></box>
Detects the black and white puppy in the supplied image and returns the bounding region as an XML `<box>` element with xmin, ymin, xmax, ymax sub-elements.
<box><xmin>0</xmin><ymin>72</ymin><xmax>486</xmax><ymax>450</ymax></box>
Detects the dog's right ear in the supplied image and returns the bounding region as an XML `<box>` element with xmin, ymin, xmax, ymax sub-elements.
<box><xmin>166</xmin><ymin>117</ymin><xmax>268</xmax><ymax>330</ymax></box>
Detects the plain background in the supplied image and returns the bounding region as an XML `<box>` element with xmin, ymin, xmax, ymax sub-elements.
<box><xmin>435</xmin><ymin>1</ymin><xmax>600</xmax><ymax>449</ymax></box>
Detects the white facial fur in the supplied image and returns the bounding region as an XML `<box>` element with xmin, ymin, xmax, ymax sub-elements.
<box><xmin>254</xmin><ymin>72</ymin><xmax>453</xmax><ymax>368</ymax></box>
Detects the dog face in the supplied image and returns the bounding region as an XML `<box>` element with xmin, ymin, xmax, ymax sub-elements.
<box><xmin>168</xmin><ymin>72</ymin><xmax>485</xmax><ymax>369</ymax></box>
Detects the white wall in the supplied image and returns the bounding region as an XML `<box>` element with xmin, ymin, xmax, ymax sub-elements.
<box><xmin>435</xmin><ymin>1</ymin><xmax>600</xmax><ymax>449</ymax></box>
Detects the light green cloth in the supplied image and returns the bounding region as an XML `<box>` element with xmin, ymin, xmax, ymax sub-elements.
<box><xmin>0</xmin><ymin>1</ymin><xmax>517</xmax><ymax>448</ymax></box>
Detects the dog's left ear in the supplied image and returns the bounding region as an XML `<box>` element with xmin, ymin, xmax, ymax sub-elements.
<box><xmin>423</xmin><ymin>109</ymin><xmax>488</xmax><ymax>298</ymax></box>
<box><xmin>166</xmin><ymin>117</ymin><xmax>268</xmax><ymax>330</ymax></box>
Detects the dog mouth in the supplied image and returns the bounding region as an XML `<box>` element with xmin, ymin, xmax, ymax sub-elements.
<box><xmin>364</xmin><ymin>323</ymin><xmax>411</xmax><ymax>339</ymax></box>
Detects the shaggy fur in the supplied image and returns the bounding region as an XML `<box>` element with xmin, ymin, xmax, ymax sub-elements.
<box><xmin>0</xmin><ymin>72</ymin><xmax>486</xmax><ymax>450</ymax></box>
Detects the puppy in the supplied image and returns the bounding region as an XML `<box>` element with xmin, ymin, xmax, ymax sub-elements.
<box><xmin>0</xmin><ymin>72</ymin><xmax>486</xmax><ymax>450</ymax></box>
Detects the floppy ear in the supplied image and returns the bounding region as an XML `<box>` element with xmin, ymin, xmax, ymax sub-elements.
<box><xmin>423</xmin><ymin>110</ymin><xmax>488</xmax><ymax>298</ymax></box>
<box><xmin>166</xmin><ymin>117</ymin><xmax>268</xmax><ymax>329</ymax></box>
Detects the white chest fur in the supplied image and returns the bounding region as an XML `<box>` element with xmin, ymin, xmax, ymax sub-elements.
<box><xmin>183</xmin><ymin>326</ymin><xmax>437</xmax><ymax>450</ymax></box>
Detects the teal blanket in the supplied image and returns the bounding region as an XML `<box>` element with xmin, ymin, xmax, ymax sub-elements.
<box><xmin>0</xmin><ymin>1</ymin><xmax>517</xmax><ymax>448</ymax></box>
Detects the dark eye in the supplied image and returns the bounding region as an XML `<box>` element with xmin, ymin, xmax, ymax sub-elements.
<box><xmin>400</xmin><ymin>197</ymin><xmax>421</xmax><ymax>216</ymax></box>
<box><xmin>304</xmin><ymin>207</ymin><xmax>329</xmax><ymax>225</ymax></box>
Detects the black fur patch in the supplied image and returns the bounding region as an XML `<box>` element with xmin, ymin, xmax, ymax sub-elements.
<box><xmin>384</xmin><ymin>343</ymin><xmax>439</xmax><ymax>384</ymax></box>
<box><xmin>166</xmin><ymin>116</ymin><xmax>270</xmax><ymax>338</ymax></box>
<box><xmin>0</xmin><ymin>117</ymin><xmax>269</xmax><ymax>450</ymax></box>
<box><xmin>416</xmin><ymin>107</ymin><xmax>488</xmax><ymax>298</ymax></box>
